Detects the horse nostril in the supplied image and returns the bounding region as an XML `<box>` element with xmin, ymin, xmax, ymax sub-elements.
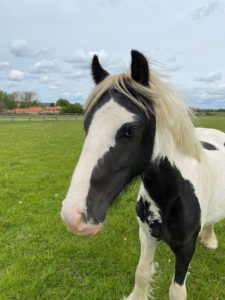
<box><xmin>81</xmin><ymin>211</ymin><xmax>88</xmax><ymax>223</ymax></box>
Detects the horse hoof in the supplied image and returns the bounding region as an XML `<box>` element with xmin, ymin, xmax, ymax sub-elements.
<box><xmin>201</xmin><ymin>237</ymin><xmax>218</xmax><ymax>250</ymax></box>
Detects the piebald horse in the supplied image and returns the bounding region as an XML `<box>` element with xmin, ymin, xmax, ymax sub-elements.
<box><xmin>61</xmin><ymin>50</ymin><xmax>225</xmax><ymax>300</ymax></box>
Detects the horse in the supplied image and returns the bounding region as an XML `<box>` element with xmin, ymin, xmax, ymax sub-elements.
<box><xmin>61</xmin><ymin>50</ymin><xmax>225</xmax><ymax>300</ymax></box>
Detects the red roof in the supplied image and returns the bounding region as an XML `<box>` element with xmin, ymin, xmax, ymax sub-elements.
<box><xmin>8</xmin><ymin>106</ymin><xmax>43</xmax><ymax>113</ymax></box>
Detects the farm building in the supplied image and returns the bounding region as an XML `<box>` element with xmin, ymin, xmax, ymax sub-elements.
<box><xmin>43</xmin><ymin>106</ymin><xmax>62</xmax><ymax>113</ymax></box>
<box><xmin>8</xmin><ymin>107</ymin><xmax>43</xmax><ymax>114</ymax></box>
<box><xmin>7</xmin><ymin>106</ymin><xmax>62</xmax><ymax>114</ymax></box>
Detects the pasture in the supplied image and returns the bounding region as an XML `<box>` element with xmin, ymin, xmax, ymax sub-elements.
<box><xmin>0</xmin><ymin>114</ymin><xmax>225</xmax><ymax>300</ymax></box>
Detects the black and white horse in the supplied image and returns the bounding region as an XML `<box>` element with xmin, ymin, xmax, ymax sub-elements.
<box><xmin>61</xmin><ymin>50</ymin><xmax>225</xmax><ymax>300</ymax></box>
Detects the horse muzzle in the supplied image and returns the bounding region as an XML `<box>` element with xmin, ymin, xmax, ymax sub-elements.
<box><xmin>61</xmin><ymin>205</ymin><xmax>102</xmax><ymax>236</ymax></box>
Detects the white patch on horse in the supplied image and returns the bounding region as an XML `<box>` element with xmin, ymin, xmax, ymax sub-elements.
<box><xmin>62</xmin><ymin>98</ymin><xmax>135</xmax><ymax>214</ymax></box>
<box><xmin>169</xmin><ymin>281</ymin><xmax>187</xmax><ymax>300</ymax></box>
<box><xmin>137</xmin><ymin>183</ymin><xmax>162</xmax><ymax>235</ymax></box>
<box><xmin>195</xmin><ymin>127</ymin><xmax>225</xmax><ymax>146</ymax></box>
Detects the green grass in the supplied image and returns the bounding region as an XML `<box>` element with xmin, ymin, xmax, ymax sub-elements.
<box><xmin>0</xmin><ymin>116</ymin><xmax>225</xmax><ymax>300</ymax></box>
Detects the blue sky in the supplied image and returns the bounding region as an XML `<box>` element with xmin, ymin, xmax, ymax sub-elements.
<box><xmin>0</xmin><ymin>0</ymin><xmax>225</xmax><ymax>108</ymax></box>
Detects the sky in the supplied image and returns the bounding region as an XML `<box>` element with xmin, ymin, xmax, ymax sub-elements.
<box><xmin>0</xmin><ymin>0</ymin><xmax>225</xmax><ymax>108</ymax></box>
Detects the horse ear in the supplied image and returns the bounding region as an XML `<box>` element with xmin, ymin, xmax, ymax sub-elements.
<box><xmin>131</xmin><ymin>50</ymin><xmax>149</xmax><ymax>86</ymax></box>
<box><xmin>91</xmin><ymin>55</ymin><xmax>109</xmax><ymax>84</ymax></box>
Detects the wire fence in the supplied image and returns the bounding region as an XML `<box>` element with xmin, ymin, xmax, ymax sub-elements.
<box><xmin>0</xmin><ymin>113</ymin><xmax>84</xmax><ymax>122</ymax></box>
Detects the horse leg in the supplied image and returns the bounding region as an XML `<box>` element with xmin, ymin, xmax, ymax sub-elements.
<box><xmin>123</xmin><ymin>226</ymin><xmax>158</xmax><ymax>300</ymax></box>
<box><xmin>169</xmin><ymin>235</ymin><xmax>198</xmax><ymax>300</ymax></box>
<box><xmin>200</xmin><ymin>224</ymin><xmax>218</xmax><ymax>250</ymax></box>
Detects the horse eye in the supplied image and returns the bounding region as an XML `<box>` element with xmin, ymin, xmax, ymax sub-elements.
<box><xmin>124</xmin><ymin>126</ymin><xmax>137</xmax><ymax>138</ymax></box>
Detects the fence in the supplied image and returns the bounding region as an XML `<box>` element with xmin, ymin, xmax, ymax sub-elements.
<box><xmin>0</xmin><ymin>113</ymin><xmax>84</xmax><ymax>122</ymax></box>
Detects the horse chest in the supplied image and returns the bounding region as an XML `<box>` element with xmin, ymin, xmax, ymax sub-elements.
<box><xmin>136</xmin><ymin>157</ymin><xmax>201</xmax><ymax>244</ymax></box>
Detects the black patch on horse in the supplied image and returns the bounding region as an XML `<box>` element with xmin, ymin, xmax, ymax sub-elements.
<box><xmin>136</xmin><ymin>196</ymin><xmax>149</xmax><ymax>222</ymax></box>
<box><xmin>141</xmin><ymin>157</ymin><xmax>201</xmax><ymax>244</ymax></box>
<box><xmin>201</xmin><ymin>141</ymin><xmax>218</xmax><ymax>151</ymax></box>
<box><xmin>140</xmin><ymin>157</ymin><xmax>201</xmax><ymax>285</ymax></box>
<box><xmin>84</xmin><ymin>92</ymin><xmax>111</xmax><ymax>133</ymax></box>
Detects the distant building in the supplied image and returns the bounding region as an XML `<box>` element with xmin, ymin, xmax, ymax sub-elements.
<box><xmin>8</xmin><ymin>107</ymin><xmax>43</xmax><ymax>114</ymax></box>
<box><xmin>43</xmin><ymin>106</ymin><xmax>62</xmax><ymax>113</ymax></box>
<box><xmin>7</xmin><ymin>106</ymin><xmax>62</xmax><ymax>114</ymax></box>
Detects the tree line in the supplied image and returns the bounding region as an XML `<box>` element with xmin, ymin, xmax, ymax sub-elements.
<box><xmin>56</xmin><ymin>98</ymin><xmax>83</xmax><ymax>113</ymax></box>
<box><xmin>193</xmin><ymin>108</ymin><xmax>225</xmax><ymax>115</ymax></box>
<box><xmin>0</xmin><ymin>90</ymin><xmax>83</xmax><ymax>113</ymax></box>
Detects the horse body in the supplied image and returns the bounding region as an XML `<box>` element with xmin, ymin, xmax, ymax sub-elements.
<box><xmin>61</xmin><ymin>50</ymin><xmax>225</xmax><ymax>300</ymax></box>
<box><xmin>195</xmin><ymin>128</ymin><xmax>225</xmax><ymax>225</ymax></box>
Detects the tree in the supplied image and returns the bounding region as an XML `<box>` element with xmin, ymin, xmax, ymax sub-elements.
<box><xmin>13</xmin><ymin>91</ymin><xmax>39</xmax><ymax>108</ymax></box>
<box><xmin>0</xmin><ymin>89</ymin><xmax>42</xmax><ymax>111</ymax></box>
<box><xmin>61</xmin><ymin>103</ymin><xmax>83</xmax><ymax>114</ymax></box>
<box><xmin>0</xmin><ymin>90</ymin><xmax>17</xmax><ymax>111</ymax></box>
<box><xmin>56</xmin><ymin>98</ymin><xmax>70</xmax><ymax>107</ymax></box>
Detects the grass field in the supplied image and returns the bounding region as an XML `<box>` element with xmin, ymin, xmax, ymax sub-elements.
<box><xmin>0</xmin><ymin>114</ymin><xmax>225</xmax><ymax>300</ymax></box>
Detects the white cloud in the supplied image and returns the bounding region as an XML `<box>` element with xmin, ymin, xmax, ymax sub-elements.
<box><xmin>191</xmin><ymin>83</ymin><xmax>225</xmax><ymax>101</ymax></box>
<box><xmin>38</xmin><ymin>75</ymin><xmax>61</xmax><ymax>85</ymax></box>
<box><xmin>7</xmin><ymin>82</ymin><xmax>18</xmax><ymax>87</ymax></box>
<box><xmin>206</xmin><ymin>84</ymin><xmax>225</xmax><ymax>98</ymax></box>
<box><xmin>187</xmin><ymin>83</ymin><xmax>225</xmax><ymax>108</ymax></box>
<box><xmin>194</xmin><ymin>71</ymin><xmax>222</xmax><ymax>83</ymax></box>
<box><xmin>9</xmin><ymin>39</ymin><xmax>34</xmax><ymax>57</ymax></box>
<box><xmin>35</xmin><ymin>48</ymin><xmax>51</xmax><ymax>58</ymax></box>
<box><xmin>191</xmin><ymin>1</ymin><xmax>223</xmax><ymax>20</ymax></box>
<box><xmin>33</xmin><ymin>59</ymin><xmax>59</xmax><ymax>73</ymax></box>
<box><xmin>65</xmin><ymin>49</ymin><xmax>108</xmax><ymax>69</ymax></box>
<box><xmin>65</xmin><ymin>49</ymin><xmax>88</xmax><ymax>64</ymax></box>
<box><xmin>39</xmin><ymin>75</ymin><xmax>51</xmax><ymax>84</ymax></box>
<box><xmin>166</xmin><ymin>56</ymin><xmax>177</xmax><ymax>63</ymax></box>
<box><xmin>74</xmin><ymin>91</ymin><xmax>83</xmax><ymax>98</ymax></box>
<box><xmin>106</xmin><ymin>58</ymin><xmax>127</xmax><ymax>73</ymax></box>
<box><xmin>8</xmin><ymin>69</ymin><xmax>25</xmax><ymax>81</ymax></box>
<box><xmin>65</xmin><ymin>49</ymin><xmax>126</xmax><ymax>76</ymax></box>
<box><xmin>54</xmin><ymin>80</ymin><xmax>62</xmax><ymax>86</ymax></box>
<box><xmin>9</xmin><ymin>39</ymin><xmax>52</xmax><ymax>59</ymax></box>
<box><xmin>165</xmin><ymin>65</ymin><xmax>184</xmax><ymax>72</ymax></box>
<box><xmin>61</xmin><ymin>92</ymin><xmax>71</xmax><ymax>97</ymax></box>
<box><xmin>63</xmin><ymin>70</ymin><xmax>88</xmax><ymax>80</ymax></box>
<box><xmin>48</xmin><ymin>80</ymin><xmax>62</xmax><ymax>90</ymax></box>
<box><xmin>89</xmin><ymin>49</ymin><xmax>108</xmax><ymax>61</ymax></box>
<box><xmin>48</xmin><ymin>85</ymin><xmax>58</xmax><ymax>90</ymax></box>
<box><xmin>0</xmin><ymin>61</ymin><xmax>10</xmax><ymax>70</ymax></box>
